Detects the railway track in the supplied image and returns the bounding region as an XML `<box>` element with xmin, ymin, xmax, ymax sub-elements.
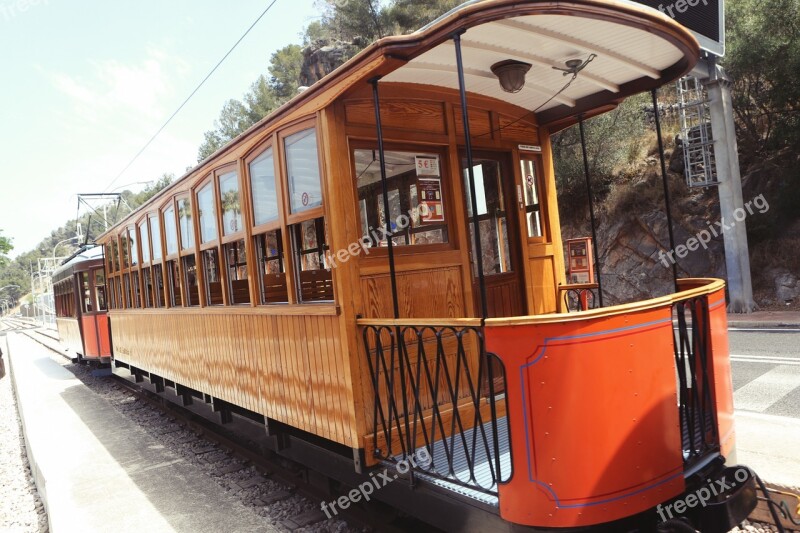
<box><xmin>15</xmin><ymin>326</ymin><xmax>436</xmax><ymax>533</ymax></box>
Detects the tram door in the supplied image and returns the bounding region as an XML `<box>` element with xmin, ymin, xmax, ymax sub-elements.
<box><xmin>462</xmin><ymin>153</ymin><xmax>525</xmax><ymax>318</ymax></box>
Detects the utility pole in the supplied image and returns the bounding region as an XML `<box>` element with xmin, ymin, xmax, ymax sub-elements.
<box><xmin>692</xmin><ymin>57</ymin><xmax>756</xmax><ymax>313</ymax></box>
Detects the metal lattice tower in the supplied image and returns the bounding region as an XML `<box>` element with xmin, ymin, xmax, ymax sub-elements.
<box><xmin>677</xmin><ymin>76</ymin><xmax>718</xmax><ymax>187</ymax></box>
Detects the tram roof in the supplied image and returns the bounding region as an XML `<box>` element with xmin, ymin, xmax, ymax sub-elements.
<box><xmin>52</xmin><ymin>245</ymin><xmax>104</xmax><ymax>281</ymax></box>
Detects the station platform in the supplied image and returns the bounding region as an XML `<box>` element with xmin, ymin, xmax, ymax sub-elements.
<box><xmin>5</xmin><ymin>332</ymin><xmax>276</xmax><ymax>533</ymax></box>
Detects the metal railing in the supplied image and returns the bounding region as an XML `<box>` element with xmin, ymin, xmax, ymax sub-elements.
<box><xmin>672</xmin><ymin>295</ymin><xmax>719</xmax><ymax>468</ymax></box>
<box><xmin>361</xmin><ymin>322</ymin><xmax>510</xmax><ymax>494</ymax></box>
<box><xmin>561</xmin><ymin>285</ymin><xmax>599</xmax><ymax>312</ymax></box>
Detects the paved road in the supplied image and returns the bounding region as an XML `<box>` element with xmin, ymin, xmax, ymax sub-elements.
<box><xmin>729</xmin><ymin>330</ymin><xmax>800</xmax><ymax>419</ymax></box>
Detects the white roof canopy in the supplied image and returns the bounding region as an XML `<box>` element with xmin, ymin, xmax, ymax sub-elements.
<box><xmin>381</xmin><ymin>1</ymin><xmax>697</xmax><ymax>124</ymax></box>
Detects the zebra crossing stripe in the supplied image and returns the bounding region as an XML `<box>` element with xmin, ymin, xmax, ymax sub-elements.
<box><xmin>734</xmin><ymin>365</ymin><xmax>800</xmax><ymax>412</ymax></box>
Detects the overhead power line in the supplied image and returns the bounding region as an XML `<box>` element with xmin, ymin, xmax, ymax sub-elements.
<box><xmin>104</xmin><ymin>0</ymin><xmax>281</xmax><ymax>193</ymax></box>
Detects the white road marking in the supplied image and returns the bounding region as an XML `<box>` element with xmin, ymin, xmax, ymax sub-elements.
<box><xmin>731</xmin><ymin>354</ymin><xmax>800</xmax><ymax>366</ymax></box>
<box><xmin>728</xmin><ymin>327</ymin><xmax>800</xmax><ymax>333</ymax></box>
<box><xmin>734</xmin><ymin>365</ymin><xmax>800</xmax><ymax>412</ymax></box>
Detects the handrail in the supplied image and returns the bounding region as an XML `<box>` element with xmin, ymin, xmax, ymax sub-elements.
<box><xmin>356</xmin><ymin>278</ymin><xmax>725</xmax><ymax>328</ymax></box>
<box><xmin>487</xmin><ymin>278</ymin><xmax>725</xmax><ymax>327</ymax></box>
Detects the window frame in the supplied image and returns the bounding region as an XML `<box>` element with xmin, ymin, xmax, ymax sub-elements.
<box><xmin>245</xmin><ymin>136</ymin><xmax>294</xmax><ymax>305</ymax></box>
<box><xmin>161</xmin><ymin>198</ymin><xmax>183</xmax><ymax>308</ymax></box>
<box><xmin>349</xmin><ymin>140</ymin><xmax>455</xmax><ymax>257</ymax></box>
<box><xmin>175</xmin><ymin>193</ymin><xmax>201</xmax><ymax>307</ymax></box>
<box><xmin>518</xmin><ymin>154</ymin><xmax>548</xmax><ymax>243</ymax></box>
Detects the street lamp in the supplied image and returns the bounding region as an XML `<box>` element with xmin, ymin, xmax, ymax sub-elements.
<box><xmin>0</xmin><ymin>284</ymin><xmax>19</xmax><ymax>294</ymax></box>
<box><xmin>1</xmin><ymin>285</ymin><xmax>20</xmax><ymax>317</ymax></box>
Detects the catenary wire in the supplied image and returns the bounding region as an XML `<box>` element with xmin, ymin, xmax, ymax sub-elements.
<box><xmin>103</xmin><ymin>0</ymin><xmax>281</xmax><ymax>193</ymax></box>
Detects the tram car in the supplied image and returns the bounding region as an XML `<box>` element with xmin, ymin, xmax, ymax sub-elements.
<box><xmin>95</xmin><ymin>1</ymin><xmax>758</xmax><ymax>531</ymax></box>
<box><xmin>52</xmin><ymin>245</ymin><xmax>112</xmax><ymax>363</ymax></box>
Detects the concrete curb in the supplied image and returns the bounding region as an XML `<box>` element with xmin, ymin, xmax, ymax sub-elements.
<box><xmin>727</xmin><ymin>321</ymin><xmax>800</xmax><ymax>329</ymax></box>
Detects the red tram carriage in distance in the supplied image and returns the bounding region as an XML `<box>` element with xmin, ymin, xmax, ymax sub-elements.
<box><xmin>52</xmin><ymin>245</ymin><xmax>112</xmax><ymax>363</ymax></box>
<box><xmin>93</xmin><ymin>1</ymin><xmax>758</xmax><ymax>530</ymax></box>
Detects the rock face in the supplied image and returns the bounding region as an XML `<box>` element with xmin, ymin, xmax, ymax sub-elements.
<box><xmin>299</xmin><ymin>40</ymin><xmax>364</xmax><ymax>87</ymax></box>
<box><xmin>773</xmin><ymin>269</ymin><xmax>800</xmax><ymax>303</ymax></box>
<box><xmin>560</xmin><ymin>169</ymin><xmax>727</xmax><ymax>306</ymax></box>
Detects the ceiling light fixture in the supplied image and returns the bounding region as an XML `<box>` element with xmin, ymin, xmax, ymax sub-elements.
<box><xmin>491</xmin><ymin>60</ymin><xmax>532</xmax><ymax>93</ymax></box>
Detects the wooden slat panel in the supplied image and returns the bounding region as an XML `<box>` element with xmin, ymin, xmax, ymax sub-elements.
<box><xmin>108</xmin><ymin>312</ymin><xmax>355</xmax><ymax>446</ymax></box>
<box><xmin>498</xmin><ymin>113</ymin><xmax>538</xmax><ymax>142</ymax></box>
<box><xmin>454</xmin><ymin>106</ymin><xmax>492</xmax><ymax>138</ymax></box>
<box><xmin>360</xmin><ymin>266</ymin><xmax>465</xmax><ymax>319</ymax></box>
<box><xmin>529</xmin><ymin>256</ymin><xmax>557</xmax><ymax>314</ymax></box>
<box><xmin>56</xmin><ymin>318</ymin><xmax>83</xmax><ymax>354</ymax></box>
<box><xmin>345</xmin><ymin>100</ymin><xmax>446</xmax><ymax>135</ymax></box>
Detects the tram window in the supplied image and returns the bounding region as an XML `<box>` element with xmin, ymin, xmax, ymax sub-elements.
<box><xmin>285</xmin><ymin>128</ymin><xmax>323</xmax><ymax>214</ymax></box>
<box><xmin>202</xmin><ymin>248</ymin><xmax>223</xmax><ymax>306</ymax></box>
<box><xmin>106</xmin><ymin>277</ymin><xmax>115</xmax><ymax>310</ymax></box>
<box><xmin>292</xmin><ymin>217</ymin><xmax>333</xmax><ymax>302</ymax></box>
<box><xmin>106</xmin><ymin>244</ymin><xmax>115</xmax><ymax>274</ymax></box>
<box><xmin>115</xmin><ymin>278</ymin><xmax>122</xmax><ymax>309</ymax></box>
<box><xmin>123</xmin><ymin>274</ymin><xmax>132</xmax><ymax>309</ymax></box>
<box><xmin>142</xmin><ymin>268</ymin><xmax>153</xmax><ymax>308</ymax></box>
<box><xmin>132</xmin><ymin>273</ymin><xmax>142</xmax><ymax>308</ymax></box>
<box><xmin>178</xmin><ymin>198</ymin><xmax>194</xmax><ymax>251</ymax></box>
<box><xmin>164</xmin><ymin>205</ymin><xmax>179</xmax><ymax>255</ymax></box>
<box><xmin>219</xmin><ymin>171</ymin><xmax>242</xmax><ymax>236</ymax></box>
<box><xmin>464</xmin><ymin>159</ymin><xmax>513</xmax><ymax>276</ymax></box>
<box><xmin>519</xmin><ymin>159</ymin><xmax>543</xmax><ymax>239</ymax></box>
<box><xmin>152</xmin><ymin>264</ymin><xmax>164</xmax><ymax>308</ymax></box>
<box><xmin>95</xmin><ymin>270</ymin><xmax>107</xmax><ymax>312</ymax></box>
<box><xmin>197</xmin><ymin>183</ymin><xmax>217</xmax><ymax>244</ymax></box>
<box><xmin>182</xmin><ymin>255</ymin><xmax>200</xmax><ymax>306</ymax></box>
<box><xmin>81</xmin><ymin>272</ymin><xmax>93</xmax><ymax>313</ymax></box>
<box><xmin>120</xmin><ymin>233</ymin><xmax>130</xmax><ymax>269</ymax></box>
<box><xmin>249</xmin><ymin>147</ymin><xmax>279</xmax><ymax>226</ymax></box>
<box><xmin>354</xmin><ymin>149</ymin><xmax>448</xmax><ymax>247</ymax></box>
<box><xmin>225</xmin><ymin>240</ymin><xmax>250</xmax><ymax>305</ymax></box>
<box><xmin>255</xmin><ymin>230</ymin><xmax>288</xmax><ymax>304</ymax></box>
<box><xmin>167</xmin><ymin>260</ymin><xmax>182</xmax><ymax>307</ymax></box>
<box><xmin>149</xmin><ymin>214</ymin><xmax>163</xmax><ymax>261</ymax></box>
<box><xmin>139</xmin><ymin>220</ymin><xmax>150</xmax><ymax>264</ymax></box>
<box><xmin>128</xmin><ymin>227</ymin><xmax>138</xmax><ymax>267</ymax></box>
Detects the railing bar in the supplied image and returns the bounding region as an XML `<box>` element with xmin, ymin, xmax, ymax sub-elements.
<box><xmin>397</xmin><ymin>328</ymin><xmax>413</xmax><ymax>459</ymax></box>
<box><xmin>457</xmin><ymin>329</ymin><xmax>497</xmax><ymax>483</ymax></box>
<box><xmin>379</xmin><ymin>329</ymin><xmax>408</xmax><ymax>458</ymax></box>
<box><xmin>405</xmin><ymin>327</ymin><xmax>432</xmax><ymax>459</ymax></box>
<box><xmin>365</xmin><ymin>327</ymin><xmax>393</xmax><ymax>459</ymax></box>
<box><xmin>486</xmin><ymin>347</ymin><xmax>502</xmax><ymax>483</ymax></box>
<box><xmin>449</xmin><ymin>329</ymin><xmax>481</xmax><ymax>482</ymax></box>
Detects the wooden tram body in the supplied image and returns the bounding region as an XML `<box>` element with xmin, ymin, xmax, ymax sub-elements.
<box><xmin>52</xmin><ymin>246</ymin><xmax>112</xmax><ymax>362</ymax></box>
<box><xmin>96</xmin><ymin>1</ymin><xmax>755</xmax><ymax>530</ymax></box>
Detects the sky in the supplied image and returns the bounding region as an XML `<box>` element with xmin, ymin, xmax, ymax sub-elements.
<box><xmin>0</xmin><ymin>0</ymin><xmax>321</xmax><ymax>258</ymax></box>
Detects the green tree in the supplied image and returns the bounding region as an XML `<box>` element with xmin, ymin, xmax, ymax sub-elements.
<box><xmin>387</xmin><ymin>0</ymin><xmax>462</xmax><ymax>34</ymax></box>
<box><xmin>0</xmin><ymin>230</ymin><xmax>12</xmax><ymax>267</ymax></box>
<box><xmin>268</xmin><ymin>44</ymin><xmax>304</xmax><ymax>98</ymax></box>
<box><xmin>724</xmin><ymin>0</ymin><xmax>800</xmax><ymax>154</ymax></box>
